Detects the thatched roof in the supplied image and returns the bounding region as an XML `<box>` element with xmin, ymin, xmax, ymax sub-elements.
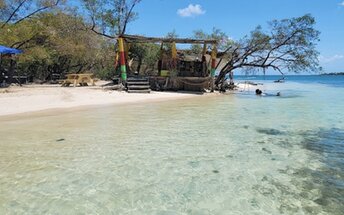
<box><xmin>122</xmin><ymin>34</ymin><xmax>217</xmax><ymax>45</ymax></box>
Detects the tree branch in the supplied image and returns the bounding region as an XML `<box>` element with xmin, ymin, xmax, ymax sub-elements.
<box><xmin>121</xmin><ymin>0</ymin><xmax>140</xmax><ymax>35</ymax></box>
<box><xmin>89</xmin><ymin>16</ymin><xmax>116</xmax><ymax>39</ymax></box>
<box><xmin>14</xmin><ymin>0</ymin><xmax>61</xmax><ymax>25</ymax></box>
<box><xmin>261</xmin><ymin>30</ymin><xmax>300</xmax><ymax>65</ymax></box>
<box><xmin>1</xmin><ymin>0</ymin><xmax>27</xmax><ymax>29</ymax></box>
<box><xmin>10</xmin><ymin>34</ymin><xmax>37</xmax><ymax>48</ymax></box>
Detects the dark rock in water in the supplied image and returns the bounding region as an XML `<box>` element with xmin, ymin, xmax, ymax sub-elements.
<box><xmin>212</xmin><ymin>170</ymin><xmax>219</xmax><ymax>174</ymax></box>
<box><xmin>243</xmin><ymin>125</ymin><xmax>249</xmax><ymax>129</ymax></box>
<box><xmin>56</xmin><ymin>138</ymin><xmax>65</xmax><ymax>142</ymax></box>
<box><xmin>262</xmin><ymin>147</ymin><xmax>272</xmax><ymax>154</ymax></box>
<box><xmin>226</xmin><ymin>155</ymin><xmax>233</xmax><ymax>158</ymax></box>
<box><xmin>261</xmin><ymin>176</ymin><xmax>268</xmax><ymax>181</ymax></box>
<box><xmin>314</xmin><ymin>198</ymin><xmax>329</xmax><ymax>206</ymax></box>
<box><xmin>256</xmin><ymin>128</ymin><xmax>285</xmax><ymax>135</ymax></box>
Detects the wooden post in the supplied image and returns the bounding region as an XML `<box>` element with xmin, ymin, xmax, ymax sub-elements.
<box><xmin>118</xmin><ymin>37</ymin><xmax>127</xmax><ymax>82</ymax></box>
<box><xmin>124</xmin><ymin>42</ymin><xmax>130</xmax><ymax>73</ymax></box>
<box><xmin>114</xmin><ymin>51</ymin><xmax>119</xmax><ymax>72</ymax></box>
<box><xmin>0</xmin><ymin>54</ymin><xmax>3</xmax><ymax>85</ymax></box>
<box><xmin>171</xmin><ymin>42</ymin><xmax>177</xmax><ymax>59</ymax></box>
<box><xmin>8</xmin><ymin>55</ymin><xmax>15</xmax><ymax>84</ymax></box>
<box><xmin>124</xmin><ymin>42</ymin><xmax>130</xmax><ymax>61</ymax></box>
<box><xmin>201</xmin><ymin>43</ymin><xmax>207</xmax><ymax>76</ymax></box>
<box><xmin>202</xmin><ymin>43</ymin><xmax>207</xmax><ymax>57</ymax></box>
<box><xmin>210</xmin><ymin>44</ymin><xmax>217</xmax><ymax>92</ymax></box>
<box><xmin>158</xmin><ymin>42</ymin><xmax>164</xmax><ymax>76</ymax></box>
<box><xmin>171</xmin><ymin>41</ymin><xmax>177</xmax><ymax>71</ymax></box>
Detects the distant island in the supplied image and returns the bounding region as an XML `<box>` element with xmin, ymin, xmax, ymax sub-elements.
<box><xmin>320</xmin><ymin>72</ymin><xmax>344</xmax><ymax>75</ymax></box>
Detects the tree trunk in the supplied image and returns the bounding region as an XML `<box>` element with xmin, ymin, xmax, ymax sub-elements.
<box><xmin>77</xmin><ymin>64</ymin><xmax>84</xmax><ymax>73</ymax></box>
<box><xmin>136</xmin><ymin>58</ymin><xmax>142</xmax><ymax>74</ymax></box>
<box><xmin>229</xmin><ymin>70</ymin><xmax>234</xmax><ymax>85</ymax></box>
<box><xmin>7</xmin><ymin>57</ymin><xmax>15</xmax><ymax>84</ymax></box>
<box><xmin>216</xmin><ymin>61</ymin><xmax>237</xmax><ymax>91</ymax></box>
<box><xmin>0</xmin><ymin>54</ymin><xmax>4</xmax><ymax>82</ymax></box>
<box><xmin>215</xmin><ymin>62</ymin><xmax>231</xmax><ymax>86</ymax></box>
<box><xmin>228</xmin><ymin>70</ymin><xmax>235</xmax><ymax>90</ymax></box>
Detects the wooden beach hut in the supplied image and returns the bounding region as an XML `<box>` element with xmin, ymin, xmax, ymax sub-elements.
<box><xmin>115</xmin><ymin>34</ymin><xmax>218</xmax><ymax>92</ymax></box>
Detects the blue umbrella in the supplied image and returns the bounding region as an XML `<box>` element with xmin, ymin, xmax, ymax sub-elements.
<box><xmin>0</xmin><ymin>45</ymin><xmax>23</xmax><ymax>54</ymax></box>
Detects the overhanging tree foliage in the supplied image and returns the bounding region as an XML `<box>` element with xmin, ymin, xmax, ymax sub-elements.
<box><xmin>216</xmin><ymin>14</ymin><xmax>321</xmax><ymax>88</ymax></box>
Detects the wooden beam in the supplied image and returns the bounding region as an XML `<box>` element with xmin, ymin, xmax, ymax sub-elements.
<box><xmin>122</xmin><ymin>34</ymin><xmax>217</xmax><ymax>45</ymax></box>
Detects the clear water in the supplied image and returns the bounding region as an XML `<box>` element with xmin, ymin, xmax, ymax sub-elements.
<box><xmin>0</xmin><ymin>76</ymin><xmax>343</xmax><ymax>214</ymax></box>
<box><xmin>235</xmin><ymin>74</ymin><xmax>344</xmax><ymax>88</ymax></box>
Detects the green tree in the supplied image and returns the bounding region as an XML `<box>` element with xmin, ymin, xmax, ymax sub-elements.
<box><xmin>83</xmin><ymin>0</ymin><xmax>141</xmax><ymax>38</ymax></box>
<box><xmin>0</xmin><ymin>11</ymin><xmax>115</xmax><ymax>81</ymax></box>
<box><xmin>215</xmin><ymin>14</ymin><xmax>321</xmax><ymax>88</ymax></box>
<box><xmin>0</xmin><ymin>0</ymin><xmax>64</xmax><ymax>83</ymax></box>
<box><xmin>163</xmin><ymin>30</ymin><xmax>178</xmax><ymax>53</ymax></box>
<box><xmin>129</xmin><ymin>43</ymin><xmax>160</xmax><ymax>74</ymax></box>
<box><xmin>191</xmin><ymin>27</ymin><xmax>233</xmax><ymax>54</ymax></box>
<box><xmin>0</xmin><ymin>0</ymin><xmax>62</xmax><ymax>30</ymax></box>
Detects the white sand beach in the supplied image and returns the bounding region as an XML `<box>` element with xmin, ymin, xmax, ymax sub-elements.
<box><xmin>0</xmin><ymin>82</ymin><xmax>212</xmax><ymax>117</ymax></box>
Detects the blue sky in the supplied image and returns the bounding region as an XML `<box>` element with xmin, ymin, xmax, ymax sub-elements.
<box><xmin>75</xmin><ymin>0</ymin><xmax>344</xmax><ymax>73</ymax></box>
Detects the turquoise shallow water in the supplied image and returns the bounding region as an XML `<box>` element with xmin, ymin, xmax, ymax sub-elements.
<box><xmin>0</xmin><ymin>76</ymin><xmax>343</xmax><ymax>214</ymax></box>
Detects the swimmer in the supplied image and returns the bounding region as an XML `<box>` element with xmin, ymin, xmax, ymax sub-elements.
<box><xmin>255</xmin><ymin>89</ymin><xmax>262</xmax><ymax>95</ymax></box>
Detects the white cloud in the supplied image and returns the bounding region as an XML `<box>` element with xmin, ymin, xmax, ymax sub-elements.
<box><xmin>339</xmin><ymin>1</ymin><xmax>344</xmax><ymax>6</ymax></box>
<box><xmin>177</xmin><ymin>4</ymin><xmax>206</xmax><ymax>17</ymax></box>
<box><xmin>319</xmin><ymin>54</ymin><xmax>344</xmax><ymax>63</ymax></box>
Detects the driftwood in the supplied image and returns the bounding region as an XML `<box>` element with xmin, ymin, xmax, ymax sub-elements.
<box><xmin>102</xmin><ymin>84</ymin><xmax>124</xmax><ymax>91</ymax></box>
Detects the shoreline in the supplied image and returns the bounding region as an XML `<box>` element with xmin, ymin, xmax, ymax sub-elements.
<box><xmin>0</xmin><ymin>84</ymin><xmax>218</xmax><ymax>120</ymax></box>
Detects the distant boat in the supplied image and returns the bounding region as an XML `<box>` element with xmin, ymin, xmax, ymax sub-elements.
<box><xmin>274</xmin><ymin>76</ymin><xmax>285</xmax><ymax>83</ymax></box>
<box><xmin>274</xmin><ymin>79</ymin><xmax>285</xmax><ymax>83</ymax></box>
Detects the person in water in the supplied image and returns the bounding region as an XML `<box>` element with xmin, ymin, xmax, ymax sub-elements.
<box><xmin>256</xmin><ymin>89</ymin><xmax>281</xmax><ymax>96</ymax></box>
<box><xmin>255</xmin><ymin>89</ymin><xmax>263</xmax><ymax>95</ymax></box>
